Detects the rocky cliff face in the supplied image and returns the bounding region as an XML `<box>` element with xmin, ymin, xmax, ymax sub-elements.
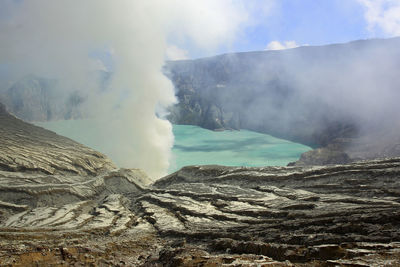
<box><xmin>166</xmin><ymin>37</ymin><xmax>400</xmax><ymax>164</ymax></box>
<box><xmin>1</xmin><ymin>104</ymin><xmax>400</xmax><ymax>266</ymax></box>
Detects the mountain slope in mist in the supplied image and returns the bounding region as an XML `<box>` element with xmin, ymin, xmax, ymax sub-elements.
<box><xmin>166</xmin><ymin>37</ymin><xmax>400</xmax><ymax>162</ymax></box>
<box><xmin>0</xmin><ymin>72</ymin><xmax>112</xmax><ymax>122</ymax></box>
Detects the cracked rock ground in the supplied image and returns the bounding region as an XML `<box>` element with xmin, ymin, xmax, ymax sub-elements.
<box><xmin>0</xmin><ymin>104</ymin><xmax>400</xmax><ymax>266</ymax></box>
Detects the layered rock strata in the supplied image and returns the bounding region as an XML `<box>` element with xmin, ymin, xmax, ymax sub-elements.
<box><xmin>0</xmin><ymin>102</ymin><xmax>115</xmax><ymax>176</ymax></box>
<box><xmin>0</xmin><ymin>104</ymin><xmax>400</xmax><ymax>266</ymax></box>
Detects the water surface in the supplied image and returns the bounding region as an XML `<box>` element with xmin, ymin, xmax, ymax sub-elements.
<box><xmin>35</xmin><ymin>121</ymin><xmax>311</xmax><ymax>173</ymax></box>
<box><xmin>170</xmin><ymin>124</ymin><xmax>310</xmax><ymax>172</ymax></box>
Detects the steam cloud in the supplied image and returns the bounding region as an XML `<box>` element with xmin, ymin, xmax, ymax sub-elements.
<box><xmin>0</xmin><ymin>0</ymin><xmax>251</xmax><ymax>178</ymax></box>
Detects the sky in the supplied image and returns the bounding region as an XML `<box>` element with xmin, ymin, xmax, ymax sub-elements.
<box><xmin>2</xmin><ymin>1</ymin><xmax>400</xmax><ymax>69</ymax></box>
<box><xmin>166</xmin><ymin>0</ymin><xmax>400</xmax><ymax>60</ymax></box>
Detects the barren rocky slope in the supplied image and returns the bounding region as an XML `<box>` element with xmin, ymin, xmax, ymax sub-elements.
<box><xmin>0</xmin><ymin>103</ymin><xmax>400</xmax><ymax>266</ymax></box>
<box><xmin>0</xmin><ymin>102</ymin><xmax>115</xmax><ymax>176</ymax></box>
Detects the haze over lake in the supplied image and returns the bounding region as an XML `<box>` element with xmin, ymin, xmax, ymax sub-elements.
<box><xmin>36</xmin><ymin>120</ymin><xmax>311</xmax><ymax>173</ymax></box>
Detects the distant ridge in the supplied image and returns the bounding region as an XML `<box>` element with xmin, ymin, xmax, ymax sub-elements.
<box><xmin>165</xmin><ymin>37</ymin><xmax>400</xmax><ymax>164</ymax></box>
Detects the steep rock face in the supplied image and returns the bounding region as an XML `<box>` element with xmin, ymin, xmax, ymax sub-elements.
<box><xmin>166</xmin><ymin>37</ymin><xmax>400</xmax><ymax>164</ymax></box>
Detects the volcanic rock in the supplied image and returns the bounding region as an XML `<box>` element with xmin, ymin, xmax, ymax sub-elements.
<box><xmin>0</xmin><ymin>104</ymin><xmax>400</xmax><ymax>266</ymax></box>
<box><xmin>0</xmin><ymin>101</ymin><xmax>115</xmax><ymax>176</ymax></box>
<box><xmin>165</xmin><ymin>37</ymin><xmax>400</xmax><ymax>165</ymax></box>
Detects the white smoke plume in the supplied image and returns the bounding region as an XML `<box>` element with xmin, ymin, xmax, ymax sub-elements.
<box><xmin>0</xmin><ymin>0</ymin><xmax>251</xmax><ymax>178</ymax></box>
<box><xmin>166</xmin><ymin>45</ymin><xmax>190</xmax><ymax>61</ymax></box>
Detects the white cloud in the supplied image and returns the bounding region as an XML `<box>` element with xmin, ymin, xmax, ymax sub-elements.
<box><xmin>358</xmin><ymin>0</ymin><xmax>400</xmax><ymax>36</ymax></box>
<box><xmin>163</xmin><ymin>1</ymin><xmax>246</xmax><ymax>51</ymax></box>
<box><xmin>166</xmin><ymin>45</ymin><xmax>189</xmax><ymax>60</ymax></box>
<box><xmin>265</xmin><ymin>40</ymin><xmax>299</xmax><ymax>50</ymax></box>
<box><xmin>166</xmin><ymin>0</ymin><xmax>275</xmax><ymax>53</ymax></box>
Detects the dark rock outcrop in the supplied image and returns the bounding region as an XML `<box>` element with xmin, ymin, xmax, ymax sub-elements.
<box><xmin>294</xmin><ymin>141</ymin><xmax>352</xmax><ymax>166</ymax></box>
<box><xmin>0</xmin><ymin>105</ymin><xmax>400</xmax><ymax>266</ymax></box>
<box><xmin>293</xmin><ymin>132</ymin><xmax>400</xmax><ymax>166</ymax></box>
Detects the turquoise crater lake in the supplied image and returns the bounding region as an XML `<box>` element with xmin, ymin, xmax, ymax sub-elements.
<box><xmin>35</xmin><ymin>121</ymin><xmax>311</xmax><ymax>173</ymax></box>
<box><xmin>171</xmin><ymin>125</ymin><xmax>310</xmax><ymax>172</ymax></box>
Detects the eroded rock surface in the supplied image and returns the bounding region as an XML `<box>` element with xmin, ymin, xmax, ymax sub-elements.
<box><xmin>0</xmin><ymin>102</ymin><xmax>115</xmax><ymax>176</ymax></box>
<box><xmin>1</xmin><ymin>104</ymin><xmax>400</xmax><ymax>266</ymax></box>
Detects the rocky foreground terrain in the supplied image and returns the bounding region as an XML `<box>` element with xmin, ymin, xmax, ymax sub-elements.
<box><xmin>1</xmin><ymin>103</ymin><xmax>400</xmax><ymax>266</ymax></box>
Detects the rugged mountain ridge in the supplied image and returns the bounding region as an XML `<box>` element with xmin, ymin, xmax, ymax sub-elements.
<box><xmin>165</xmin><ymin>37</ymin><xmax>400</xmax><ymax>164</ymax></box>
<box><xmin>1</xmin><ymin>103</ymin><xmax>400</xmax><ymax>266</ymax></box>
